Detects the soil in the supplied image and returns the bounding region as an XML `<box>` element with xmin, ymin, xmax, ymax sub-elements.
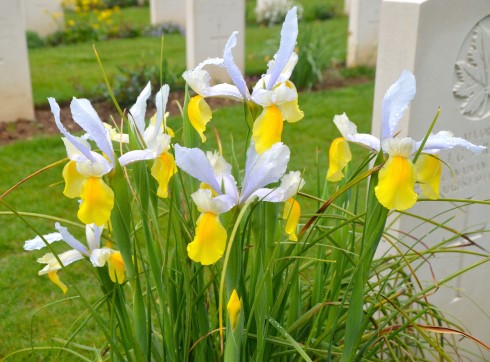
<box><xmin>0</xmin><ymin>75</ymin><xmax>371</xmax><ymax>145</ymax></box>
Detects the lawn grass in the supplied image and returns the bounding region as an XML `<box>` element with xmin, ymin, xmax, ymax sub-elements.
<box><xmin>0</xmin><ymin>81</ymin><xmax>374</xmax><ymax>359</ymax></box>
<box><xmin>30</xmin><ymin>6</ymin><xmax>348</xmax><ymax>105</ymax></box>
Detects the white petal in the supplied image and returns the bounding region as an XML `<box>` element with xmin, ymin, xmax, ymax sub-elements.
<box><xmin>76</xmin><ymin>153</ymin><xmax>113</xmax><ymax>177</ymax></box>
<box><xmin>70</xmin><ymin>97</ymin><xmax>114</xmax><ymax>164</ymax></box>
<box><xmin>271</xmin><ymin>82</ymin><xmax>297</xmax><ymax>104</ymax></box>
<box><xmin>381</xmin><ymin>70</ymin><xmax>416</xmax><ymax>140</ymax></box>
<box><xmin>62</xmin><ymin>137</ymin><xmax>92</xmax><ymax>161</ymax></box>
<box><xmin>223</xmin><ymin>32</ymin><xmax>249</xmax><ymax>100</ymax></box>
<box><xmin>90</xmin><ymin>247</ymin><xmax>112</xmax><ymax>267</ymax></box>
<box><xmin>119</xmin><ymin>149</ymin><xmax>156</xmax><ymax>166</ymax></box>
<box><xmin>86</xmin><ymin>224</ymin><xmax>103</xmax><ymax>251</ymax></box>
<box><xmin>381</xmin><ymin>137</ymin><xmax>415</xmax><ymax>157</ymax></box>
<box><xmin>191</xmin><ymin>189</ymin><xmax>236</xmax><ymax>214</ymax></box>
<box><xmin>251</xmin><ymin>87</ymin><xmax>273</xmax><ymax>107</ymax></box>
<box><xmin>24</xmin><ymin>232</ymin><xmax>63</xmax><ymax>251</ymax></box>
<box><xmin>333</xmin><ymin>113</ymin><xmax>380</xmax><ymax>151</ymax></box>
<box><xmin>129</xmin><ymin>82</ymin><xmax>152</xmax><ymax>135</ymax></box>
<box><xmin>174</xmin><ymin>144</ymin><xmax>222</xmax><ymax>194</ymax></box>
<box><xmin>154</xmin><ymin>84</ymin><xmax>170</xmax><ymax>140</ymax></box>
<box><xmin>49</xmin><ymin>97</ymin><xmax>95</xmax><ymax>163</ymax></box>
<box><xmin>37</xmin><ymin>249</ymin><xmax>84</xmax><ymax>275</ymax></box>
<box><xmin>417</xmin><ymin>131</ymin><xmax>486</xmax><ymax>155</ymax></box>
<box><xmin>241</xmin><ymin>142</ymin><xmax>290</xmax><ymax>203</ymax></box>
<box><xmin>266</xmin><ymin>7</ymin><xmax>298</xmax><ymax>90</ymax></box>
<box><xmin>55</xmin><ymin>222</ymin><xmax>90</xmax><ymax>256</ymax></box>
<box><xmin>248</xmin><ymin>171</ymin><xmax>304</xmax><ymax>202</ymax></box>
<box><xmin>104</xmin><ymin>123</ymin><xmax>129</xmax><ymax>144</ymax></box>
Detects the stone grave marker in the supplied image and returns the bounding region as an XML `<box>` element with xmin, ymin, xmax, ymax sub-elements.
<box><xmin>22</xmin><ymin>0</ymin><xmax>63</xmax><ymax>37</ymax></box>
<box><xmin>347</xmin><ymin>0</ymin><xmax>381</xmax><ymax>67</ymax></box>
<box><xmin>0</xmin><ymin>0</ymin><xmax>35</xmax><ymax>123</ymax></box>
<box><xmin>185</xmin><ymin>0</ymin><xmax>245</xmax><ymax>83</ymax></box>
<box><xmin>373</xmin><ymin>0</ymin><xmax>490</xmax><ymax>357</ymax></box>
<box><xmin>150</xmin><ymin>0</ymin><xmax>186</xmax><ymax>29</ymax></box>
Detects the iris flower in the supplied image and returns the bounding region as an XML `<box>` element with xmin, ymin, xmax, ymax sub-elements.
<box><xmin>182</xmin><ymin>58</ymin><xmax>243</xmax><ymax>142</ymax></box>
<box><xmin>223</xmin><ymin>7</ymin><xmax>303</xmax><ymax>154</ymax></box>
<box><xmin>326</xmin><ymin>70</ymin><xmax>485</xmax><ymax>210</ymax></box>
<box><xmin>24</xmin><ymin>223</ymin><xmax>125</xmax><ymax>293</ymax></box>
<box><xmin>49</xmin><ymin>97</ymin><xmax>115</xmax><ymax>226</ymax></box>
<box><xmin>182</xmin><ymin>7</ymin><xmax>303</xmax><ymax>153</ymax></box>
<box><xmin>118</xmin><ymin>83</ymin><xmax>178</xmax><ymax>198</ymax></box>
<box><xmin>175</xmin><ymin>142</ymin><xmax>304</xmax><ymax>265</ymax></box>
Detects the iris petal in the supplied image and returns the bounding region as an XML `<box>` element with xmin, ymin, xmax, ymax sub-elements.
<box><xmin>188</xmin><ymin>95</ymin><xmax>212</xmax><ymax>142</ymax></box>
<box><xmin>415</xmin><ymin>154</ymin><xmax>442</xmax><ymax>199</ymax></box>
<box><xmin>279</xmin><ymin>98</ymin><xmax>304</xmax><ymax>123</ymax></box>
<box><xmin>187</xmin><ymin>212</ymin><xmax>227</xmax><ymax>265</ymax></box>
<box><xmin>63</xmin><ymin>160</ymin><xmax>86</xmax><ymax>198</ymax></box>
<box><xmin>252</xmin><ymin>105</ymin><xmax>284</xmax><ymax>154</ymax></box>
<box><xmin>48</xmin><ymin>271</ymin><xmax>68</xmax><ymax>294</ymax></box>
<box><xmin>327</xmin><ymin>138</ymin><xmax>352</xmax><ymax>182</ymax></box>
<box><xmin>283</xmin><ymin>198</ymin><xmax>301</xmax><ymax>241</ymax></box>
<box><xmin>108</xmin><ymin>251</ymin><xmax>125</xmax><ymax>284</ymax></box>
<box><xmin>78</xmin><ymin>177</ymin><xmax>114</xmax><ymax>226</ymax></box>
<box><xmin>227</xmin><ymin>289</ymin><xmax>241</xmax><ymax>330</ymax></box>
<box><xmin>151</xmin><ymin>152</ymin><xmax>178</xmax><ymax>198</ymax></box>
<box><xmin>375</xmin><ymin>155</ymin><xmax>417</xmax><ymax>210</ymax></box>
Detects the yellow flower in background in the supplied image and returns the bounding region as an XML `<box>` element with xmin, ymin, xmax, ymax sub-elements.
<box><xmin>227</xmin><ymin>289</ymin><xmax>241</xmax><ymax>330</ymax></box>
<box><xmin>49</xmin><ymin>97</ymin><xmax>115</xmax><ymax>226</ymax></box>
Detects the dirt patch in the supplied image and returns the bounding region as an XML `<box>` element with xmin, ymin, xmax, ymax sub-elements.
<box><xmin>0</xmin><ymin>75</ymin><xmax>371</xmax><ymax>145</ymax></box>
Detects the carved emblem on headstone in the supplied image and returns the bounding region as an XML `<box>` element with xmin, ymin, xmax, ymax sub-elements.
<box><xmin>453</xmin><ymin>17</ymin><xmax>490</xmax><ymax>121</ymax></box>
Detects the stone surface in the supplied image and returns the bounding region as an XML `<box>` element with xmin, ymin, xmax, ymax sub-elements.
<box><xmin>150</xmin><ymin>0</ymin><xmax>186</xmax><ymax>28</ymax></box>
<box><xmin>373</xmin><ymin>0</ymin><xmax>490</xmax><ymax>357</ymax></box>
<box><xmin>344</xmin><ymin>0</ymin><xmax>351</xmax><ymax>15</ymax></box>
<box><xmin>22</xmin><ymin>0</ymin><xmax>63</xmax><ymax>37</ymax></box>
<box><xmin>185</xmin><ymin>0</ymin><xmax>245</xmax><ymax>83</ymax></box>
<box><xmin>0</xmin><ymin>0</ymin><xmax>35</xmax><ymax>123</ymax></box>
<box><xmin>346</xmin><ymin>0</ymin><xmax>381</xmax><ymax>67</ymax></box>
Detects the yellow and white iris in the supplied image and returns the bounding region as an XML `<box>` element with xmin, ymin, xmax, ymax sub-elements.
<box><xmin>118</xmin><ymin>83</ymin><xmax>178</xmax><ymax>198</ymax></box>
<box><xmin>49</xmin><ymin>97</ymin><xmax>115</xmax><ymax>226</ymax></box>
<box><xmin>326</xmin><ymin>70</ymin><xmax>485</xmax><ymax>210</ymax></box>
<box><xmin>24</xmin><ymin>223</ymin><xmax>126</xmax><ymax>293</ymax></box>
<box><xmin>175</xmin><ymin>142</ymin><xmax>305</xmax><ymax>264</ymax></box>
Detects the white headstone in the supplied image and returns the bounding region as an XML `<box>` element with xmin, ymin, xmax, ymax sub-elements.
<box><xmin>150</xmin><ymin>0</ymin><xmax>186</xmax><ymax>29</ymax></box>
<box><xmin>373</xmin><ymin>0</ymin><xmax>490</xmax><ymax>357</ymax></box>
<box><xmin>185</xmin><ymin>0</ymin><xmax>245</xmax><ymax>83</ymax></box>
<box><xmin>22</xmin><ymin>0</ymin><xmax>63</xmax><ymax>37</ymax></box>
<box><xmin>0</xmin><ymin>0</ymin><xmax>35</xmax><ymax>123</ymax></box>
<box><xmin>346</xmin><ymin>0</ymin><xmax>381</xmax><ymax>67</ymax></box>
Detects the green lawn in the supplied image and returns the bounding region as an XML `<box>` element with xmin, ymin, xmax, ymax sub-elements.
<box><xmin>30</xmin><ymin>5</ymin><xmax>348</xmax><ymax>104</ymax></box>
<box><xmin>0</xmin><ymin>81</ymin><xmax>374</xmax><ymax>359</ymax></box>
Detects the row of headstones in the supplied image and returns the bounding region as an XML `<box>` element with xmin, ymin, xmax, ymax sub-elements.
<box><xmin>1</xmin><ymin>0</ymin><xmax>244</xmax><ymax>123</ymax></box>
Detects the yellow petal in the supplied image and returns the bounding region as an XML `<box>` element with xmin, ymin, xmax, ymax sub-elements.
<box><xmin>278</xmin><ymin>99</ymin><xmax>304</xmax><ymax>123</ymax></box>
<box><xmin>282</xmin><ymin>198</ymin><xmax>301</xmax><ymax>241</ymax></box>
<box><xmin>62</xmin><ymin>160</ymin><xmax>86</xmax><ymax>198</ymax></box>
<box><xmin>415</xmin><ymin>154</ymin><xmax>442</xmax><ymax>200</ymax></box>
<box><xmin>187</xmin><ymin>212</ymin><xmax>227</xmax><ymax>265</ymax></box>
<box><xmin>327</xmin><ymin>137</ymin><xmax>352</xmax><ymax>182</ymax></box>
<box><xmin>165</xmin><ymin>126</ymin><xmax>175</xmax><ymax>137</ymax></box>
<box><xmin>375</xmin><ymin>155</ymin><xmax>417</xmax><ymax>210</ymax></box>
<box><xmin>151</xmin><ymin>152</ymin><xmax>178</xmax><ymax>198</ymax></box>
<box><xmin>108</xmin><ymin>251</ymin><xmax>125</xmax><ymax>284</ymax></box>
<box><xmin>188</xmin><ymin>95</ymin><xmax>212</xmax><ymax>142</ymax></box>
<box><xmin>48</xmin><ymin>271</ymin><xmax>68</xmax><ymax>294</ymax></box>
<box><xmin>252</xmin><ymin>105</ymin><xmax>284</xmax><ymax>154</ymax></box>
<box><xmin>227</xmin><ymin>289</ymin><xmax>241</xmax><ymax>330</ymax></box>
<box><xmin>78</xmin><ymin>177</ymin><xmax>114</xmax><ymax>226</ymax></box>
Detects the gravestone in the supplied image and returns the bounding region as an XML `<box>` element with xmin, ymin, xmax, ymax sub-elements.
<box><xmin>0</xmin><ymin>0</ymin><xmax>35</xmax><ymax>123</ymax></box>
<box><xmin>150</xmin><ymin>0</ymin><xmax>186</xmax><ymax>29</ymax></box>
<box><xmin>346</xmin><ymin>0</ymin><xmax>381</xmax><ymax>67</ymax></box>
<box><xmin>185</xmin><ymin>0</ymin><xmax>245</xmax><ymax>83</ymax></box>
<box><xmin>22</xmin><ymin>0</ymin><xmax>63</xmax><ymax>37</ymax></box>
<box><xmin>373</xmin><ymin>0</ymin><xmax>490</xmax><ymax>357</ymax></box>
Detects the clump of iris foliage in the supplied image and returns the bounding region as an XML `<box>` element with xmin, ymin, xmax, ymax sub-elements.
<box><xmin>6</xmin><ymin>7</ymin><xmax>490</xmax><ymax>361</ymax></box>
